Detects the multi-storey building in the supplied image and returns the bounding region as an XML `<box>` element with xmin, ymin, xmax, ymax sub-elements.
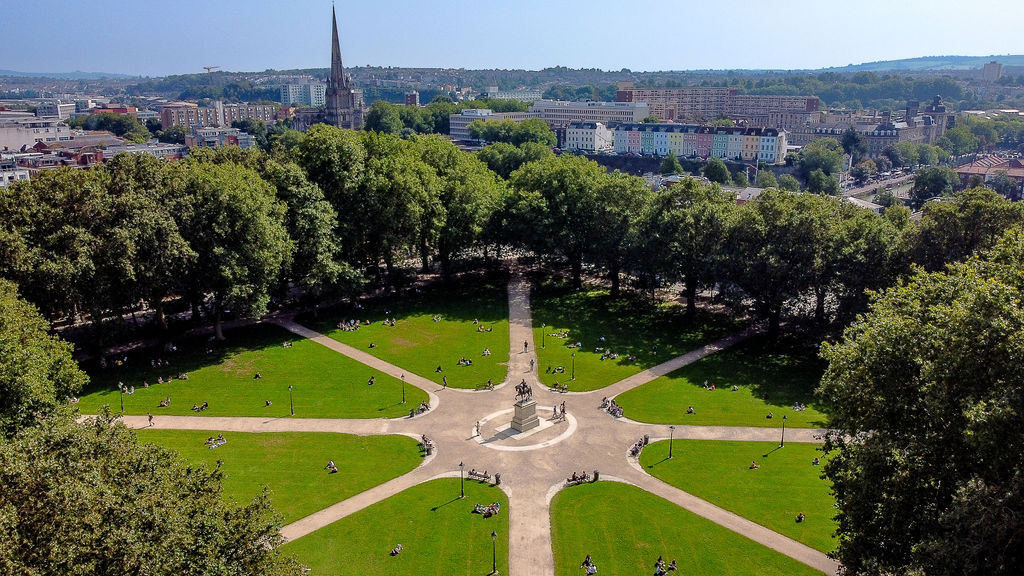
<box><xmin>0</xmin><ymin>153</ymin><xmax>30</xmax><ymax>187</ymax></box>
<box><xmin>35</xmin><ymin>100</ymin><xmax>77</xmax><ymax>120</ymax></box>
<box><xmin>0</xmin><ymin>114</ymin><xmax>72</xmax><ymax>151</ymax></box>
<box><xmin>616</xmin><ymin>84</ymin><xmax>819</xmax><ymax>128</ymax></box>
<box><xmin>612</xmin><ymin>123</ymin><xmax>787</xmax><ymax>164</ymax></box>
<box><xmin>185</xmin><ymin>126</ymin><xmax>254</xmax><ymax>149</ymax></box>
<box><xmin>447</xmin><ymin>108</ymin><xmax>541</xmax><ymax>142</ymax></box>
<box><xmin>528</xmin><ymin>99</ymin><xmax>649</xmax><ymax>131</ymax></box>
<box><xmin>485</xmin><ymin>86</ymin><xmax>544</xmax><ymax>102</ymax></box>
<box><xmin>564</xmin><ymin>122</ymin><xmax>613</xmax><ymax>153</ymax></box>
<box><xmin>159</xmin><ymin>102</ymin><xmax>277</xmax><ymax>128</ymax></box>
<box><xmin>280</xmin><ymin>83</ymin><xmax>327</xmax><ymax>107</ymax></box>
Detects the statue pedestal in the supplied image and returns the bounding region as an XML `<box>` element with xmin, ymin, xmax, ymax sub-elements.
<box><xmin>511</xmin><ymin>399</ymin><xmax>540</xmax><ymax>432</ymax></box>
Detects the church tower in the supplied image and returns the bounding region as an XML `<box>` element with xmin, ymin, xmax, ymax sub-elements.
<box><xmin>324</xmin><ymin>5</ymin><xmax>364</xmax><ymax>130</ymax></box>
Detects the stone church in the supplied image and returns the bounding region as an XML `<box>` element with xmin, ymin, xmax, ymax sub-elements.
<box><xmin>294</xmin><ymin>6</ymin><xmax>364</xmax><ymax>131</ymax></box>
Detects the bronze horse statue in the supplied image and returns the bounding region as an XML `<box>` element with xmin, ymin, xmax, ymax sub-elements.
<box><xmin>515</xmin><ymin>380</ymin><xmax>533</xmax><ymax>402</ymax></box>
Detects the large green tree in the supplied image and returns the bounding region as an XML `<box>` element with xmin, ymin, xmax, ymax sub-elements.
<box><xmin>818</xmin><ymin>228</ymin><xmax>1024</xmax><ymax>576</ymax></box>
<box><xmin>724</xmin><ymin>189</ymin><xmax>822</xmax><ymax>335</ymax></box>
<box><xmin>179</xmin><ymin>161</ymin><xmax>291</xmax><ymax>339</ymax></box>
<box><xmin>0</xmin><ymin>280</ymin><xmax>87</xmax><ymax>437</ymax></box>
<box><xmin>909</xmin><ymin>186</ymin><xmax>1024</xmax><ymax>272</ymax></box>
<box><xmin>910</xmin><ymin>165</ymin><xmax>960</xmax><ymax>208</ymax></box>
<box><xmin>0</xmin><ymin>411</ymin><xmax>301</xmax><ymax>575</ymax></box>
<box><xmin>409</xmin><ymin>135</ymin><xmax>503</xmax><ymax>278</ymax></box>
<box><xmin>641</xmin><ymin>178</ymin><xmax>735</xmax><ymax>315</ymax></box>
<box><xmin>509</xmin><ymin>154</ymin><xmax>605</xmax><ymax>288</ymax></box>
<box><xmin>702</xmin><ymin>156</ymin><xmax>731</xmax><ymax>184</ymax></box>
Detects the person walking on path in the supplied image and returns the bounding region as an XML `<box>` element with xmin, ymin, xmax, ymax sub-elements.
<box><xmin>442</xmin><ymin>375</ymin><xmax>448</xmax><ymax>389</ymax></box>
<box><xmin>524</xmin><ymin>340</ymin><xmax>529</xmax><ymax>353</ymax></box>
<box><xmin>147</xmin><ymin>413</ymin><xmax>153</xmax><ymax>427</ymax></box>
<box><xmin>530</xmin><ymin>358</ymin><xmax>535</xmax><ymax>371</ymax></box>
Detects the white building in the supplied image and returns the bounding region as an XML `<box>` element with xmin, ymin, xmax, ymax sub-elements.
<box><xmin>0</xmin><ymin>114</ymin><xmax>72</xmax><ymax>151</ymax></box>
<box><xmin>0</xmin><ymin>153</ymin><xmax>30</xmax><ymax>188</ymax></box>
<box><xmin>281</xmin><ymin>83</ymin><xmax>327</xmax><ymax>106</ymax></box>
<box><xmin>565</xmin><ymin>122</ymin><xmax>614</xmax><ymax>153</ymax></box>
<box><xmin>448</xmin><ymin>108</ymin><xmax>540</xmax><ymax>142</ymax></box>
<box><xmin>35</xmin><ymin>100</ymin><xmax>76</xmax><ymax>120</ymax></box>
<box><xmin>528</xmin><ymin>100</ymin><xmax>650</xmax><ymax>128</ymax></box>
<box><xmin>485</xmin><ymin>86</ymin><xmax>544</xmax><ymax>102</ymax></box>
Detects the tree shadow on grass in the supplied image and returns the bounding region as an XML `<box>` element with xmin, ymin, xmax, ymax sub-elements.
<box><xmin>297</xmin><ymin>272</ymin><xmax>512</xmax><ymax>333</ymax></box>
<box><xmin>80</xmin><ymin>322</ymin><xmax>307</xmax><ymax>396</ymax></box>
<box><xmin>659</xmin><ymin>332</ymin><xmax>829</xmax><ymax>420</ymax></box>
<box><xmin>530</xmin><ymin>278</ymin><xmax>739</xmax><ymax>371</ymax></box>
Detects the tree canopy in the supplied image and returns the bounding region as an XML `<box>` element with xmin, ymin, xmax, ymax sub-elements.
<box><xmin>818</xmin><ymin>227</ymin><xmax>1024</xmax><ymax>576</ymax></box>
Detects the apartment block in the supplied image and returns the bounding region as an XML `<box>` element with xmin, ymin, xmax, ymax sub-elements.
<box><xmin>616</xmin><ymin>85</ymin><xmax>818</xmax><ymax>128</ymax></box>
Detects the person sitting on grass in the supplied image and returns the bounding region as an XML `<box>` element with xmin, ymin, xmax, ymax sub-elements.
<box><xmin>325</xmin><ymin>460</ymin><xmax>338</xmax><ymax>474</ymax></box>
<box><xmin>254</xmin><ymin>372</ymin><xmax>262</xmax><ymax>380</ymax></box>
<box><xmin>436</xmin><ymin>365</ymin><xmax>443</xmax><ymax>373</ymax></box>
<box><xmin>687</xmin><ymin>406</ymin><xmax>695</xmax><ymax>414</ymax></box>
<box><xmin>766</xmin><ymin>411</ymin><xmax>774</xmax><ymax>419</ymax></box>
<box><xmin>265</xmin><ymin>400</ymin><xmax>272</xmax><ymax>407</ymax></box>
<box><xmin>483</xmin><ymin>348</ymin><xmax>491</xmax><ymax>356</ymax></box>
<box><xmin>812</xmin><ymin>457</ymin><xmax>820</xmax><ymax>465</ymax></box>
<box><xmin>749</xmin><ymin>461</ymin><xmax>760</xmax><ymax>469</ymax></box>
<box><xmin>390</xmin><ymin>543</ymin><xmax>402</xmax><ymax>556</ymax></box>
<box><xmin>796</xmin><ymin>512</ymin><xmax>806</xmax><ymax>523</ymax></box>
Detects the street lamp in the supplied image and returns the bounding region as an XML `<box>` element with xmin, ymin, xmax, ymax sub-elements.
<box><xmin>780</xmin><ymin>414</ymin><xmax>787</xmax><ymax>447</ymax></box>
<box><xmin>288</xmin><ymin>385</ymin><xmax>294</xmax><ymax>416</ymax></box>
<box><xmin>542</xmin><ymin>323</ymin><xmax>546</xmax><ymax>349</ymax></box>
<box><xmin>490</xmin><ymin>530</ymin><xmax>498</xmax><ymax>574</ymax></box>
<box><xmin>669</xmin><ymin>425</ymin><xmax>676</xmax><ymax>459</ymax></box>
<box><xmin>571</xmin><ymin>353</ymin><xmax>576</xmax><ymax>381</ymax></box>
<box><xmin>118</xmin><ymin>382</ymin><xmax>124</xmax><ymax>413</ymax></box>
<box><xmin>401</xmin><ymin>374</ymin><xmax>406</xmax><ymax>404</ymax></box>
<box><xmin>459</xmin><ymin>461</ymin><xmax>465</xmax><ymax>499</ymax></box>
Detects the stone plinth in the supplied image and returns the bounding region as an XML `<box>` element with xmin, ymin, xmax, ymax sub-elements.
<box><xmin>511</xmin><ymin>399</ymin><xmax>540</xmax><ymax>432</ymax></box>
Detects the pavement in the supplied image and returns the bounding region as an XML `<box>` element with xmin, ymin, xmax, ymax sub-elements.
<box><xmin>113</xmin><ymin>271</ymin><xmax>841</xmax><ymax>576</ymax></box>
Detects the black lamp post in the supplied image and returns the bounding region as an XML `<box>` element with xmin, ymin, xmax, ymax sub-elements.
<box><xmin>459</xmin><ymin>461</ymin><xmax>465</xmax><ymax>498</ymax></box>
<box><xmin>288</xmin><ymin>385</ymin><xmax>294</xmax><ymax>416</ymax></box>
<box><xmin>491</xmin><ymin>530</ymin><xmax>498</xmax><ymax>574</ymax></box>
<box><xmin>669</xmin><ymin>425</ymin><xmax>676</xmax><ymax>459</ymax></box>
<box><xmin>401</xmin><ymin>374</ymin><xmax>406</xmax><ymax>404</ymax></box>
<box><xmin>780</xmin><ymin>414</ymin><xmax>787</xmax><ymax>447</ymax></box>
<box><xmin>118</xmin><ymin>383</ymin><xmax>124</xmax><ymax>413</ymax></box>
<box><xmin>542</xmin><ymin>323</ymin><xmax>546</xmax><ymax>349</ymax></box>
<box><xmin>571</xmin><ymin>352</ymin><xmax>576</xmax><ymax>380</ymax></box>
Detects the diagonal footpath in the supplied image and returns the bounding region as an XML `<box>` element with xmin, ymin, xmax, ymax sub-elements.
<box><xmin>100</xmin><ymin>270</ymin><xmax>840</xmax><ymax>576</ymax></box>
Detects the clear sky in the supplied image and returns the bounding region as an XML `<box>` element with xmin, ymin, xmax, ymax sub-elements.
<box><xmin>2</xmin><ymin>0</ymin><xmax>1021</xmax><ymax>76</ymax></box>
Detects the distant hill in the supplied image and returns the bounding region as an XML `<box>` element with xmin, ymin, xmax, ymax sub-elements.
<box><xmin>820</xmin><ymin>55</ymin><xmax>1024</xmax><ymax>73</ymax></box>
<box><xmin>0</xmin><ymin>70</ymin><xmax>138</xmax><ymax>80</ymax></box>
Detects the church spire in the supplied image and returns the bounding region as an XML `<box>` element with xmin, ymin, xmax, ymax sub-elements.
<box><xmin>330</xmin><ymin>5</ymin><xmax>347</xmax><ymax>89</ymax></box>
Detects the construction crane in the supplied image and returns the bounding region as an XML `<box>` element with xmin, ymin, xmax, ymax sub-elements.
<box><xmin>203</xmin><ymin>65</ymin><xmax>221</xmax><ymax>74</ymax></box>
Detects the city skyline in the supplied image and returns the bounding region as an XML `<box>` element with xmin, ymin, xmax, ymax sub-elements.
<box><xmin>1</xmin><ymin>0</ymin><xmax>1022</xmax><ymax>77</ymax></box>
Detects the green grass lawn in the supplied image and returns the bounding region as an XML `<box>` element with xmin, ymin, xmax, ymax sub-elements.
<box><xmin>299</xmin><ymin>278</ymin><xmax>510</xmax><ymax>390</ymax></box>
<box><xmin>639</xmin><ymin>439</ymin><xmax>836</xmax><ymax>554</ymax></box>
<box><xmin>551</xmin><ymin>481</ymin><xmax>826</xmax><ymax>576</ymax></box>
<box><xmin>284</xmin><ymin>478</ymin><xmax>509</xmax><ymax>575</ymax></box>
<box><xmin>76</xmin><ymin>323</ymin><xmax>428</xmax><ymax>419</ymax></box>
<box><xmin>531</xmin><ymin>283</ymin><xmax>740</xmax><ymax>391</ymax></box>
<box><xmin>614</xmin><ymin>334</ymin><xmax>828</xmax><ymax>427</ymax></box>
<box><xmin>136</xmin><ymin>429</ymin><xmax>423</xmax><ymax>523</ymax></box>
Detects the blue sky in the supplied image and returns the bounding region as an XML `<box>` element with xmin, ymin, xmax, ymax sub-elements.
<box><xmin>1</xmin><ymin>0</ymin><xmax>1021</xmax><ymax>76</ymax></box>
